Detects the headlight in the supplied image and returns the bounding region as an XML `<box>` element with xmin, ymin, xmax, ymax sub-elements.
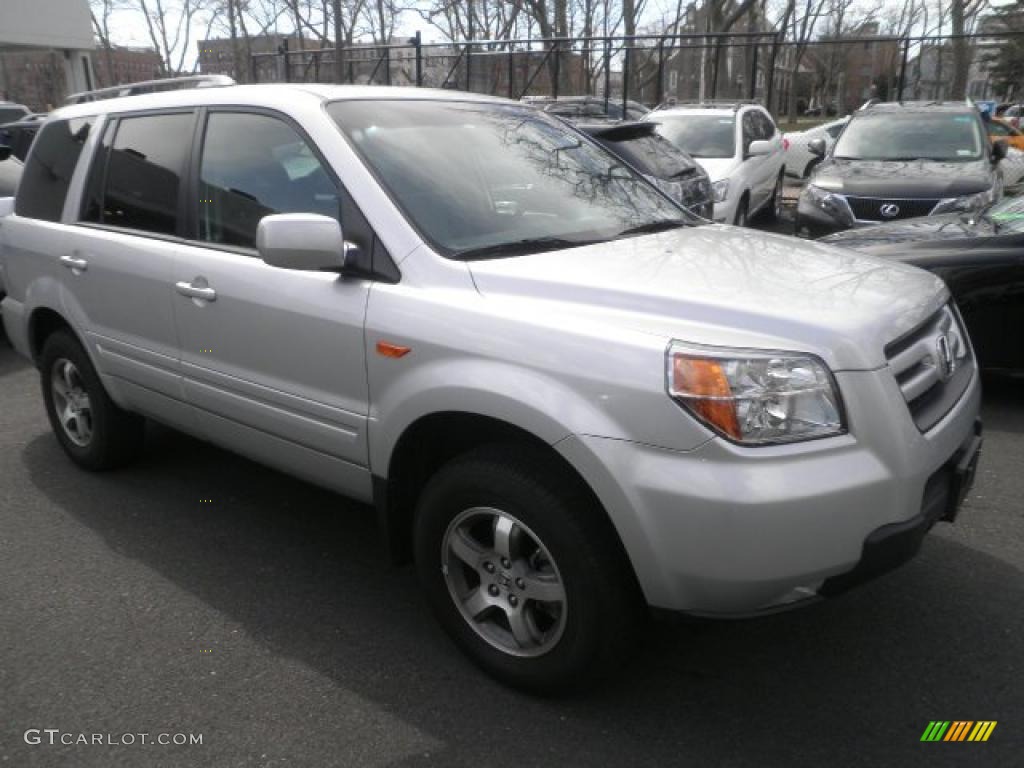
<box><xmin>931</xmin><ymin>185</ymin><xmax>1001</xmax><ymax>215</ymax></box>
<box><xmin>802</xmin><ymin>184</ymin><xmax>854</xmax><ymax>224</ymax></box>
<box><xmin>666</xmin><ymin>342</ymin><xmax>846</xmax><ymax>445</ymax></box>
<box><xmin>711</xmin><ymin>179</ymin><xmax>729</xmax><ymax>203</ymax></box>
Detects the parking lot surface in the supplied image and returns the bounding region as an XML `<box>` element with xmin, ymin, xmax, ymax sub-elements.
<box><xmin>1</xmin><ymin>309</ymin><xmax>1022</xmax><ymax>768</ymax></box>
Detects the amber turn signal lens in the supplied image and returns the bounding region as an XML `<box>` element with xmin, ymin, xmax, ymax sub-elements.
<box><xmin>670</xmin><ymin>356</ymin><xmax>741</xmax><ymax>439</ymax></box>
<box><xmin>376</xmin><ymin>341</ymin><xmax>411</xmax><ymax>358</ymax></box>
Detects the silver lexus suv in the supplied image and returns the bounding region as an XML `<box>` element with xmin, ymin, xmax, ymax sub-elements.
<box><xmin>0</xmin><ymin>83</ymin><xmax>982</xmax><ymax>692</ymax></box>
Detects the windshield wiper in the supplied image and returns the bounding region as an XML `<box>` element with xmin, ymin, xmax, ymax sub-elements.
<box><xmin>452</xmin><ymin>236</ymin><xmax>600</xmax><ymax>261</ymax></box>
<box><xmin>615</xmin><ymin>219</ymin><xmax>687</xmax><ymax>238</ymax></box>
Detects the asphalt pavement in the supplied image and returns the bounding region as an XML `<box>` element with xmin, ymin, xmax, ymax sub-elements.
<box><xmin>1</xmin><ymin>305</ymin><xmax>1022</xmax><ymax>768</ymax></box>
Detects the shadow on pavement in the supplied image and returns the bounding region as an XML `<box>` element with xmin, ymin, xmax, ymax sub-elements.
<box><xmin>20</xmin><ymin>423</ymin><xmax>1023</xmax><ymax>768</ymax></box>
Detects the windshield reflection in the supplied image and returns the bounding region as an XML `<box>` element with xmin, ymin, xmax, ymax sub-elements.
<box><xmin>328</xmin><ymin>100</ymin><xmax>694</xmax><ymax>259</ymax></box>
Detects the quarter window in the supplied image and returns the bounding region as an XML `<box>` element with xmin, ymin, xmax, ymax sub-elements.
<box><xmin>87</xmin><ymin>112</ymin><xmax>194</xmax><ymax>235</ymax></box>
<box><xmin>15</xmin><ymin>117</ymin><xmax>94</xmax><ymax>222</ymax></box>
<box><xmin>198</xmin><ymin>112</ymin><xmax>339</xmax><ymax>249</ymax></box>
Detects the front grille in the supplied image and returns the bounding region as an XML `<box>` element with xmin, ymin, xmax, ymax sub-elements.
<box><xmin>845</xmin><ymin>195</ymin><xmax>939</xmax><ymax>221</ymax></box>
<box><xmin>885</xmin><ymin>304</ymin><xmax>974</xmax><ymax>432</ymax></box>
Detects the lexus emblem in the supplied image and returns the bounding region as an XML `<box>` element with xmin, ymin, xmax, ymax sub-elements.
<box><xmin>880</xmin><ymin>203</ymin><xmax>900</xmax><ymax>218</ymax></box>
<box><xmin>936</xmin><ymin>334</ymin><xmax>956</xmax><ymax>380</ymax></box>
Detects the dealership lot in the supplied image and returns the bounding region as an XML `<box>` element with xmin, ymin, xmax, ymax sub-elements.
<box><xmin>1</xmin><ymin>323</ymin><xmax>1022</xmax><ymax>767</ymax></box>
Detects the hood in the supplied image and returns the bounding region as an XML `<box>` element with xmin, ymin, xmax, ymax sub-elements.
<box><xmin>467</xmin><ymin>225</ymin><xmax>948</xmax><ymax>371</ymax></box>
<box><xmin>694</xmin><ymin>157</ymin><xmax>736</xmax><ymax>183</ymax></box>
<box><xmin>811</xmin><ymin>158</ymin><xmax>994</xmax><ymax>198</ymax></box>
<box><xmin>820</xmin><ymin>213</ymin><xmax>988</xmax><ymax>248</ymax></box>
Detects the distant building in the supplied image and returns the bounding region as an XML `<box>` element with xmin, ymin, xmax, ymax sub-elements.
<box><xmin>0</xmin><ymin>0</ymin><xmax>94</xmax><ymax>109</ymax></box>
<box><xmin>812</xmin><ymin>22</ymin><xmax>901</xmax><ymax>114</ymax></box>
<box><xmin>198</xmin><ymin>33</ymin><xmax>323</xmax><ymax>82</ymax></box>
<box><xmin>92</xmin><ymin>46</ymin><xmax>162</xmax><ymax>88</ymax></box>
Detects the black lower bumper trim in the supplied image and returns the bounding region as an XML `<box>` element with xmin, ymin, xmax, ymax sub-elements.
<box><xmin>820</xmin><ymin>419</ymin><xmax>982</xmax><ymax>597</ymax></box>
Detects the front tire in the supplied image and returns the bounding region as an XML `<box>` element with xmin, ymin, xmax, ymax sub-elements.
<box><xmin>40</xmin><ymin>330</ymin><xmax>144</xmax><ymax>470</ymax></box>
<box><xmin>414</xmin><ymin>445</ymin><xmax>641</xmax><ymax>693</ymax></box>
<box><xmin>733</xmin><ymin>195</ymin><xmax>749</xmax><ymax>227</ymax></box>
<box><xmin>763</xmin><ymin>172</ymin><xmax>785</xmax><ymax>223</ymax></box>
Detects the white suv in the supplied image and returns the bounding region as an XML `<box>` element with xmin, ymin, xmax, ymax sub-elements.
<box><xmin>645</xmin><ymin>102</ymin><xmax>786</xmax><ymax>226</ymax></box>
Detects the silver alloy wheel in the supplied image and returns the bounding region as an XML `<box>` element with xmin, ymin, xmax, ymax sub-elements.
<box><xmin>442</xmin><ymin>507</ymin><xmax>568</xmax><ymax>658</ymax></box>
<box><xmin>50</xmin><ymin>358</ymin><xmax>93</xmax><ymax>447</ymax></box>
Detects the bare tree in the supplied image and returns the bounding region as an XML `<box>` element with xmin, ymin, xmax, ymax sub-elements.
<box><xmin>949</xmin><ymin>0</ymin><xmax>988</xmax><ymax>97</ymax></box>
<box><xmin>90</xmin><ymin>0</ymin><xmax>129</xmax><ymax>86</ymax></box>
<box><xmin>134</xmin><ymin>0</ymin><xmax>212</xmax><ymax>75</ymax></box>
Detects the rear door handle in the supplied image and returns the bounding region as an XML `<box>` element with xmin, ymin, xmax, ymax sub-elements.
<box><xmin>60</xmin><ymin>255</ymin><xmax>88</xmax><ymax>272</ymax></box>
<box><xmin>175</xmin><ymin>281</ymin><xmax>217</xmax><ymax>302</ymax></box>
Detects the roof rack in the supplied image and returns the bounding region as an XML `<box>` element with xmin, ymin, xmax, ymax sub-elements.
<box><xmin>653</xmin><ymin>98</ymin><xmax>760</xmax><ymax>112</ymax></box>
<box><xmin>65</xmin><ymin>75</ymin><xmax>236</xmax><ymax>105</ymax></box>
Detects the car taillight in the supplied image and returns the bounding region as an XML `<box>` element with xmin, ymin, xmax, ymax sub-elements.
<box><xmin>783</xmin><ymin>138</ymin><xmax>790</xmax><ymax>151</ymax></box>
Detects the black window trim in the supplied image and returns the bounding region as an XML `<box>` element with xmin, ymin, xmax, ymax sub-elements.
<box><xmin>185</xmin><ymin>104</ymin><xmax>399</xmax><ymax>283</ymax></box>
<box><xmin>74</xmin><ymin>106</ymin><xmax>198</xmax><ymax>241</ymax></box>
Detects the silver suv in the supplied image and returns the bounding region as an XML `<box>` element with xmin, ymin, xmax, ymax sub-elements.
<box><xmin>0</xmin><ymin>84</ymin><xmax>983</xmax><ymax>692</ymax></box>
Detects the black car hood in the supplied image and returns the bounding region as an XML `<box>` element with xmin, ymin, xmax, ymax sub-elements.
<box><xmin>820</xmin><ymin>213</ymin><xmax>992</xmax><ymax>248</ymax></box>
<box><xmin>811</xmin><ymin>158</ymin><xmax>994</xmax><ymax>197</ymax></box>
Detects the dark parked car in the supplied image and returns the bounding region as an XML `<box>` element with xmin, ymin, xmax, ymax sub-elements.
<box><xmin>0</xmin><ymin>102</ymin><xmax>30</xmax><ymax>125</ymax></box>
<box><xmin>577</xmin><ymin>121</ymin><xmax>713</xmax><ymax>219</ymax></box>
<box><xmin>797</xmin><ymin>101</ymin><xmax>1007</xmax><ymax>238</ymax></box>
<box><xmin>0</xmin><ymin>113</ymin><xmax>45</xmax><ymax>161</ymax></box>
<box><xmin>822</xmin><ymin>195</ymin><xmax>1024</xmax><ymax>374</ymax></box>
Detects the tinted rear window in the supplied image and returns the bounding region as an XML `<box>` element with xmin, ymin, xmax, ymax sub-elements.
<box><xmin>15</xmin><ymin>117</ymin><xmax>94</xmax><ymax>222</ymax></box>
<box><xmin>88</xmin><ymin>112</ymin><xmax>194</xmax><ymax>235</ymax></box>
<box><xmin>597</xmin><ymin>132</ymin><xmax>696</xmax><ymax>179</ymax></box>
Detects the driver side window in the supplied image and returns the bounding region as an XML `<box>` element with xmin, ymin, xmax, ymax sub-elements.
<box><xmin>198</xmin><ymin>111</ymin><xmax>339</xmax><ymax>249</ymax></box>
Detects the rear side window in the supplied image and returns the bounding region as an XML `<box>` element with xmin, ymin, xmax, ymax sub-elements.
<box><xmin>197</xmin><ymin>111</ymin><xmax>339</xmax><ymax>249</ymax></box>
<box><xmin>15</xmin><ymin>117</ymin><xmax>94</xmax><ymax>222</ymax></box>
<box><xmin>85</xmin><ymin>112</ymin><xmax>194</xmax><ymax>236</ymax></box>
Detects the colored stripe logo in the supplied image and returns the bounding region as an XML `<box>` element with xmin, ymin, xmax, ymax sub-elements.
<box><xmin>921</xmin><ymin>721</ymin><xmax>997</xmax><ymax>742</ymax></box>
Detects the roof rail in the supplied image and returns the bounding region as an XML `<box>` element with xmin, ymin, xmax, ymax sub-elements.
<box><xmin>65</xmin><ymin>75</ymin><xmax>236</xmax><ymax>105</ymax></box>
<box><xmin>656</xmin><ymin>98</ymin><xmax>761</xmax><ymax>111</ymax></box>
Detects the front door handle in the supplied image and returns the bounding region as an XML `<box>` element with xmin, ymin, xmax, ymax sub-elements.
<box><xmin>175</xmin><ymin>281</ymin><xmax>217</xmax><ymax>302</ymax></box>
<box><xmin>60</xmin><ymin>255</ymin><xmax>88</xmax><ymax>272</ymax></box>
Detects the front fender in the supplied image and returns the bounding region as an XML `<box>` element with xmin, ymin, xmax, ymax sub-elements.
<box><xmin>367</xmin><ymin>357</ymin><xmax>622</xmax><ymax>474</ymax></box>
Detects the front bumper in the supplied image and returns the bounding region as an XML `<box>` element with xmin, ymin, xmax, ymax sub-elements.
<box><xmin>556</xmin><ymin>364</ymin><xmax>982</xmax><ymax>615</ymax></box>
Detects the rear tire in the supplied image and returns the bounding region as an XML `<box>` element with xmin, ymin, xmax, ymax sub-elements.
<box><xmin>39</xmin><ymin>330</ymin><xmax>144</xmax><ymax>471</ymax></box>
<box><xmin>414</xmin><ymin>444</ymin><xmax>642</xmax><ymax>693</ymax></box>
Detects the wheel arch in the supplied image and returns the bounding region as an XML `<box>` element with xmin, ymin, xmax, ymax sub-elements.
<box><xmin>376</xmin><ymin>410</ymin><xmax>640</xmax><ymax>601</ymax></box>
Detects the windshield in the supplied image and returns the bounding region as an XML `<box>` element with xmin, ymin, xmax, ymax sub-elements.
<box><xmin>649</xmin><ymin>115</ymin><xmax>736</xmax><ymax>159</ymax></box>
<box><xmin>985</xmin><ymin>196</ymin><xmax>1024</xmax><ymax>233</ymax></box>
<box><xmin>328</xmin><ymin>100</ymin><xmax>690</xmax><ymax>259</ymax></box>
<box><xmin>834</xmin><ymin>112</ymin><xmax>985</xmax><ymax>161</ymax></box>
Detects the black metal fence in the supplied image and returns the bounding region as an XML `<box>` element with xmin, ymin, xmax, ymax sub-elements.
<box><xmin>243</xmin><ymin>30</ymin><xmax>1014</xmax><ymax>117</ymax></box>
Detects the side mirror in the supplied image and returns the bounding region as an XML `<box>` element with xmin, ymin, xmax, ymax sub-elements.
<box><xmin>992</xmin><ymin>139</ymin><xmax>1008</xmax><ymax>163</ymax></box>
<box><xmin>807</xmin><ymin>138</ymin><xmax>827</xmax><ymax>158</ymax></box>
<box><xmin>747</xmin><ymin>139</ymin><xmax>773</xmax><ymax>157</ymax></box>
<box><xmin>256</xmin><ymin>213</ymin><xmax>347</xmax><ymax>272</ymax></box>
<box><xmin>0</xmin><ymin>145</ymin><xmax>11</xmax><ymax>162</ymax></box>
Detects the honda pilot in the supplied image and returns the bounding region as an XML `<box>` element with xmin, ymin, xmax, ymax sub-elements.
<box><xmin>0</xmin><ymin>84</ymin><xmax>982</xmax><ymax>692</ymax></box>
